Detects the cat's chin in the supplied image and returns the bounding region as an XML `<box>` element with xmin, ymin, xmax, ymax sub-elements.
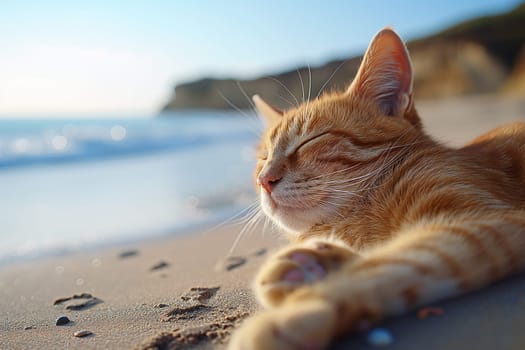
<box><xmin>260</xmin><ymin>190</ymin><xmax>318</xmax><ymax>234</ymax></box>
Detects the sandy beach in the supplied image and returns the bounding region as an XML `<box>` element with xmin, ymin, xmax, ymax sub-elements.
<box><xmin>0</xmin><ymin>224</ymin><xmax>284</xmax><ymax>349</ymax></box>
<box><xmin>1</xmin><ymin>95</ymin><xmax>525</xmax><ymax>350</ymax></box>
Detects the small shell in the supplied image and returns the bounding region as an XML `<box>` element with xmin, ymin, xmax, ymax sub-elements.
<box><xmin>367</xmin><ymin>328</ymin><xmax>393</xmax><ymax>347</ymax></box>
<box><xmin>55</xmin><ymin>316</ymin><xmax>71</xmax><ymax>326</ymax></box>
<box><xmin>73</xmin><ymin>330</ymin><xmax>93</xmax><ymax>338</ymax></box>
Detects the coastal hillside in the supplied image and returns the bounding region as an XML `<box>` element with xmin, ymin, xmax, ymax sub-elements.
<box><xmin>162</xmin><ymin>3</ymin><xmax>525</xmax><ymax>111</ymax></box>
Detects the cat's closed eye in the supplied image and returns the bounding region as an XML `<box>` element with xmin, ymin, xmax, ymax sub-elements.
<box><xmin>296</xmin><ymin>133</ymin><xmax>352</xmax><ymax>161</ymax></box>
<box><xmin>294</xmin><ymin>132</ymin><xmax>332</xmax><ymax>153</ymax></box>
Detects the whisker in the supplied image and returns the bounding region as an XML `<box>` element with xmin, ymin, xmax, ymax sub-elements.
<box><xmin>302</xmin><ymin>64</ymin><xmax>313</xmax><ymax>121</ymax></box>
<box><xmin>216</xmin><ymin>89</ymin><xmax>251</xmax><ymax>119</ymax></box>
<box><xmin>202</xmin><ymin>201</ymin><xmax>259</xmax><ymax>235</ymax></box>
<box><xmin>200</xmin><ymin>202</ymin><xmax>261</xmax><ymax>258</ymax></box>
<box><xmin>216</xmin><ymin>89</ymin><xmax>262</xmax><ymax>136</ymax></box>
<box><xmin>266</xmin><ymin>77</ymin><xmax>300</xmax><ymax>106</ymax></box>
<box><xmin>276</xmin><ymin>94</ymin><xmax>296</xmax><ymax>108</ymax></box>
<box><xmin>307</xmin><ymin>164</ymin><xmax>362</xmax><ymax>180</ymax></box>
<box><xmin>229</xmin><ymin>209</ymin><xmax>264</xmax><ymax>255</ymax></box>
<box><xmin>316</xmin><ymin>60</ymin><xmax>347</xmax><ymax>99</ymax></box>
<box><xmin>297</xmin><ymin>68</ymin><xmax>305</xmax><ymax>103</ymax></box>
<box><xmin>307</xmin><ymin>64</ymin><xmax>312</xmax><ymax>104</ymax></box>
<box><xmin>317</xmin><ymin>199</ymin><xmax>346</xmax><ymax>219</ymax></box>
<box><xmin>236</xmin><ymin>81</ymin><xmax>257</xmax><ymax>111</ymax></box>
<box><xmin>261</xmin><ymin>213</ymin><xmax>272</xmax><ymax>237</ymax></box>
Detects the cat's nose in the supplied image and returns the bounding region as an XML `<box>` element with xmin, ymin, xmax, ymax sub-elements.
<box><xmin>258</xmin><ymin>173</ymin><xmax>282</xmax><ymax>193</ymax></box>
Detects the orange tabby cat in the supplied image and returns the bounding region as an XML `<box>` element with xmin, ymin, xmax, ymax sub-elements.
<box><xmin>229</xmin><ymin>28</ymin><xmax>525</xmax><ymax>349</ymax></box>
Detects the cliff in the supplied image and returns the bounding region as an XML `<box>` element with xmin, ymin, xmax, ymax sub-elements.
<box><xmin>162</xmin><ymin>3</ymin><xmax>525</xmax><ymax>112</ymax></box>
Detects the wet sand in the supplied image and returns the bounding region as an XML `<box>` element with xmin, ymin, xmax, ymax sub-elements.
<box><xmin>1</xmin><ymin>95</ymin><xmax>525</xmax><ymax>349</ymax></box>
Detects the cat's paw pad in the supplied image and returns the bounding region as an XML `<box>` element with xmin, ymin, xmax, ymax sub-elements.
<box><xmin>255</xmin><ymin>240</ymin><xmax>357</xmax><ymax>307</ymax></box>
<box><xmin>282</xmin><ymin>252</ymin><xmax>327</xmax><ymax>283</ymax></box>
<box><xmin>228</xmin><ymin>299</ymin><xmax>336</xmax><ymax>350</ymax></box>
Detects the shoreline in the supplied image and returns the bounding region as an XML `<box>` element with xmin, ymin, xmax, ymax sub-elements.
<box><xmin>0</xmin><ymin>205</ymin><xmax>251</xmax><ymax>267</ymax></box>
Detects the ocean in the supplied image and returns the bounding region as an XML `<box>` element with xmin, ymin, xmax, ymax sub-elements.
<box><xmin>0</xmin><ymin>111</ymin><xmax>261</xmax><ymax>264</ymax></box>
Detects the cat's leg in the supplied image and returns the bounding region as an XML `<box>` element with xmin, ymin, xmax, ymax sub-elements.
<box><xmin>230</xmin><ymin>212</ymin><xmax>525</xmax><ymax>350</ymax></box>
<box><xmin>255</xmin><ymin>238</ymin><xmax>359</xmax><ymax>308</ymax></box>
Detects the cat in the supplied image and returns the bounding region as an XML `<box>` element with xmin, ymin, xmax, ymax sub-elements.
<box><xmin>228</xmin><ymin>28</ymin><xmax>525</xmax><ymax>350</ymax></box>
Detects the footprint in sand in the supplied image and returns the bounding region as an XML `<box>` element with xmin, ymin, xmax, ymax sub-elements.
<box><xmin>161</xmin><ymin>286</ymin><xmax>220</xmax><ymax>322</ymax></box>
<box><xmin>224</xmin><ymin>256</ymin><xmax>247</xmax><ymax>271</ymax></box>
<box><xmin>146</xmin><ymin>286</ymin><xmax>248</xmax><ymax>349</ymax></box>
<box><xmin>140</xmin><ymin>311</ymin><xmax>250</xmax><ymax>349</ymax></box>
<box><xmin>216</xmin><ymin>248</ymin><xmax>267</xmax><ymax>272</ymax></box>
<box><xmin>180</xmin><ymin>287</ymin><xmax>220</xmax><ymax>303</ymax></box>
<box><xmin>53</xmin><ymin>293</ymin><xmax>103</xmax><ymax>311</ymax></box>
<box><xmin>118</xmin><ymin>249</ymin><xmax>139</xmax><ymax>259</ymax></box>
<box><xmin>149</xmin><ymin>260</ymin><xmax>170</xmax><ymax>271</ymax></box>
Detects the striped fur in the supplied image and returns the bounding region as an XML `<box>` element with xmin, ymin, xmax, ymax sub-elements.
<box><xmin>229</xmin><ymin>28</ymin><xmax>525</xmax><ymax>350</ymax></box>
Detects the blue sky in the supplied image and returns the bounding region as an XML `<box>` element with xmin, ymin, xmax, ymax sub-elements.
<box><xmin>0</xmin><ymin>0</ymin><xmax>521</xmax><ymax>116</ymax></box>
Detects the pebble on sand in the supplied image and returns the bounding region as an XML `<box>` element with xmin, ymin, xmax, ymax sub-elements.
<box><xmin>74</xmin><ymin>330</ymin><xmax>93</xmax><ymax>338</ymax></box>
<box><xmin>367</xmin><ymin>328</ymin><xmax>393</xmax><ymax>347</ymax></box>
<box><xmin>55</xmin><ymin>316</ymin><xmax>71</xmax><ymax>326</ymax></box>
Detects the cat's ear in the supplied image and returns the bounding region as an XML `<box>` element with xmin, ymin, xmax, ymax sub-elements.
<box><xmin>349</xmin><ymin>28</ymin><xmax>413</xmax><ymax>117</ymax></box>
<box><xmin>252</xmin><ymin>94</ymin><xmax>283</xmax><ymax>127</ymax></box>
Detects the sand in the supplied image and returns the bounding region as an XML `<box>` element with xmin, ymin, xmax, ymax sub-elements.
<box><xmin>0</xmin><ymin>224</ymin><xmax>284</xmax><ymax>349</ymax></box>
<box><xmin>1</xmin><ymin>94</ymin><xmax>525</xmax><ymax>350</ymax></box>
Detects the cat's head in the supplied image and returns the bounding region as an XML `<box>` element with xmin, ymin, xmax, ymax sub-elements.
<box><xmin>254</xmin><ymin>28</ymin><xmax>424</xmax><ymax>234</ymax></box>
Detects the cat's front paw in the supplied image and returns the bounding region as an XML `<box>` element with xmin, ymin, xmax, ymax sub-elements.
<box><xmin>228</xmin><ymin>299</ymin><xmax>336</xmax><ymax>350</ymax></box>
<box><xmin>255</xmin><ymin>239</ymin><xmax>358</xmax><ymax>307</ymax></box>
